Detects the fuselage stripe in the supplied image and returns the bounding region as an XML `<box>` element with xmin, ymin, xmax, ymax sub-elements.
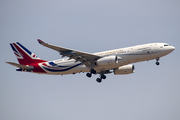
<box><xmin>42</xmin><ymin>63</ymin><xmax>82</xmax><ymax>72</ymax></box>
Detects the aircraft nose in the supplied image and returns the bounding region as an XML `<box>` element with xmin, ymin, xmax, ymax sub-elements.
<box><xmin>168</xmin><ymin>46</ymin><xmax>175</xmax><ymax>53</ymax></box>
<box><xmin>170</xmin><ymin>46</ymin><xmax>175</xmax><ymax>51</ymax></box>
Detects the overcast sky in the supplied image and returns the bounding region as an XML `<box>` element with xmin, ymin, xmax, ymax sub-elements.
<box><xmin>1</xmin><ymin>0</ymin><xmax>180</xmax><ymax>120</ymax></box>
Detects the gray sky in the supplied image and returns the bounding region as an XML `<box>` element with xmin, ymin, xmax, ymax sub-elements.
<box><xmin>1</xmin><ymin>0</ymin><xmax>180</xmax><ymax>120</ymax></box>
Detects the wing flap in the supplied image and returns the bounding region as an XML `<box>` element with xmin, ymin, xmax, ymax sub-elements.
<box><xmin>37</xmin><ymin>39</ymin><xmax>100</xmax><ymax>67</ymax></box>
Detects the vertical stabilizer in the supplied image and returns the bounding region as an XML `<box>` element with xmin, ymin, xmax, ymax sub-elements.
<box><xmin>10</xmin><ymin>42</ymin><xmax>46</xmax><ymax>65</ymax></box>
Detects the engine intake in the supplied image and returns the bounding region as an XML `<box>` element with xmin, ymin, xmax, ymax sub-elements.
<box><xmin>114</xmin><ymin>64</ymin><xmax>135</xmax><ymax>75</ymax></box>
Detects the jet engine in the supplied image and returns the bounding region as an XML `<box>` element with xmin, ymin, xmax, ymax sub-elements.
<box><xmin>114</xmin><ymin>64</ymin><xmax>135</xmax><ymax>75</ymax></box>
<box><xmin>96</xmin><ymin>56</ymin><xmax>121</xmax><ymax>66</ymax></box>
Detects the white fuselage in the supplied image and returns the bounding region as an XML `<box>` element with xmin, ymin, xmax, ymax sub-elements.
<box><xmin>38</xmin><ymin>43</ymin><xmax>175</xmax><ymax>75</ymax></box>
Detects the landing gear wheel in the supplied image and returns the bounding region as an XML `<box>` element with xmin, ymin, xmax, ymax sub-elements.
<box><xmin>86</xmin><ymin>73</ymin><xmax>92</xmax><ymax>78</ymax></box>
<box><xmin>100</xmin><ymin>74</ymin><xmax>106</xmax><ymax>79</ymax></box>
<box><xmin>91</xmin><ymin>69</ymin><xmax>96</xmax><ymax>74</ymax></box>
<box><xmin>156</xmin><ymin>58</ymin><xmax>160</xmax><ymax>65</ymax></box>
<box><xmin>96</xmin><ymin>78</ymin><xmax>102</xmax><ymax>83</ymax></box>
<box><xmin>156</xmin><ymin>62</ymin><xmax>160</xmax><ymax>65</ymax></box>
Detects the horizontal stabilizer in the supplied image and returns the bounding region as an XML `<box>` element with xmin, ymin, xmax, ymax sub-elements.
<box><xmin>6</xmin><ymin>62</ymin><xmax>34</xmax><ymax>70</ymax></box>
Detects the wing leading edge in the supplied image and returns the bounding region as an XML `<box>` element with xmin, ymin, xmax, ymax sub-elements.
<box><xmin>37</xmin><ymin>39</ymin><xmax>100</xmax><ymax>67</ymax></box>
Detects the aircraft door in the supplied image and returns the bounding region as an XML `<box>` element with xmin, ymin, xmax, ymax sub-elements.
<box><xmin>147</xmin><ymin>44</ymin><xmax>154</xmax><ymax>54</ymax></box>
<box><xmin>154</xmin><ymin>44</ymin><xmax>158</xmax><ymax>52</ymax></box>
<box><xmin>128</xmin><ymin>47</ymin><xmax>134</xmax><ymax>54</ymax></box>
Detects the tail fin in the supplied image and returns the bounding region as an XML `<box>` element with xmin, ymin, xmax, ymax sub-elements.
<box><xmin>10</xmin><ymin>42</ymin><xmax>46</xmax><ymax>65</ymax></box>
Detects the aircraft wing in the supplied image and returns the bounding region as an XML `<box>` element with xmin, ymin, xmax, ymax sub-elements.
<box><xmin>37</xmin><ymin>39</ymin><xmax>100</xmax><ymax>67</ymax></box>
<box><xmin>6</xmin><ymin>62</ymin><xmax>34</xmax><ymax>70</ymax></box>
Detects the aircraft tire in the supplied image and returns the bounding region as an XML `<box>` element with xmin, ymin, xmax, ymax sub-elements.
<box><xmin>86</xmin><ymin>73</ymin><xmax>92</xmax><ymax>78</ymax></box>
<box><xmin>96</xmin><ymin>78</ymin><xmax>102</xmax><ymax>83</ymax></box>
<box><xmin>101</xmin><ymin>74</ymin><xmax>106</xmax><ymax>79</ymax></box>
<box><xmin>91</xmin><ymin>69</ymin><xmax>96</xmax><ymax>74</ymax></box>
<box><xmin>156</xmin><ymin>62</ymin><xmax>160</xmax><ymax>65</ymax></box>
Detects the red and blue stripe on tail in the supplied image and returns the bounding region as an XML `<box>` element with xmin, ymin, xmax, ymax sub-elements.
<box><xmin>10</xmin><ymin>42</ymin><xmax>46</xmax><ymax>65</ymax></box>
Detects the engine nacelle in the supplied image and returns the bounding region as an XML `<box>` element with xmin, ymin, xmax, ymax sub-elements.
<box><xmin>97</xmin><ymin>56</ymin><xmax>117</xmax><ymax>66</ymax></box>
<box><xmin>114</xmin><ymin>64</ymin><xmax>135</xmax><ymax>75</ymax></box>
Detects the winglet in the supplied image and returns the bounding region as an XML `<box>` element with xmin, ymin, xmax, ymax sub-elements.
<box><xmin>37</xmin><ymin>39</ymin><xmax>45</xmax><ymax>44</ymax></box>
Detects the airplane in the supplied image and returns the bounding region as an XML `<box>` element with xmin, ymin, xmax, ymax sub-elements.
<box><xmin>6</xmin><ymin>39</ymin><xmax>175</xmax><ymax>83</ymax></box>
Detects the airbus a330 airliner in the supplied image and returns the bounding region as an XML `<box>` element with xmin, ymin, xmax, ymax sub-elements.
<box><xmin>6</xmin><ymin>39</ymin><xmax>175</xmax><ymax>83</ymax></box>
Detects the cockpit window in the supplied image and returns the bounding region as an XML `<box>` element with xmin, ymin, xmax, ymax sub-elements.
<box><xmin>164</xmin><ymin>44</ymin><xmax>169</xmax><ymax>46</ymax></box>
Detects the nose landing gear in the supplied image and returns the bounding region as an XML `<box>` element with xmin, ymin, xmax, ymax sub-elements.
<box><xmin>156</xmin><ymin>58</ymin><xmax>160</xmax><ymax>65</ymax></box>
<box><xmin>156</xmin><ymin>62</ymin><xmax>160</xmax><ymax>65</ymax></box>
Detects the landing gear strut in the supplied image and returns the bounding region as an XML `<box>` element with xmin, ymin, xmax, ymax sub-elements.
<box><xmin>156</xmin><ymin>58</ymin><xmax>160</xmax><ymax>65</ymax></box>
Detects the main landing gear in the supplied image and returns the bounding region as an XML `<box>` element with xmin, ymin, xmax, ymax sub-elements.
<box><xmin>96</xmin><ymin>74</ymin><xmax>106</xmax><ymax>83</ymax></box>
<box><xmin>86</xmin><ymin>68</ymin><xmax>96</xmax><ymax>78</ymax></box>
<box><xmin>156</xmin><ymin>58</ymin><xmax>160</xmax><ymax>65</ymax></box>
<box><xmin>86</xmin><ymin>73</ymin><xmax>92</xmax><ymax>77</ymax></box>
<box><xmin>86</xmin><ymin>69</ymin><xmax>106</xmax><ymax>83</ymax></box>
